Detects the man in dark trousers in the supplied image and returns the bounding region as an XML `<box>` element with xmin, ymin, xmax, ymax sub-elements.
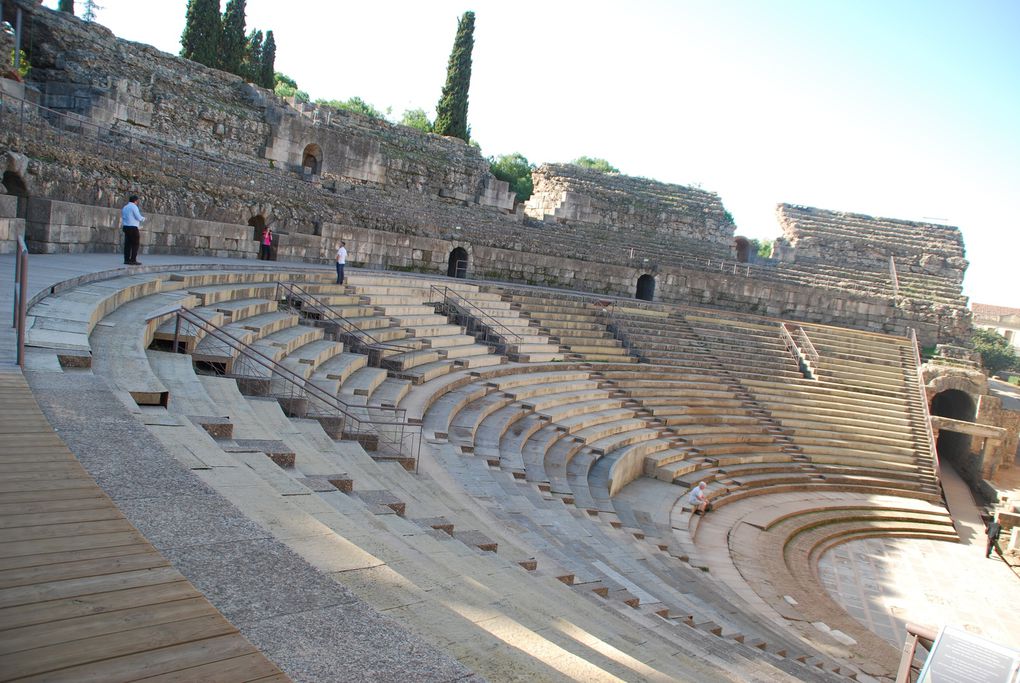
<box><xmin>121</xmin><ymin>195</ymin><xmax>145</xmax><ymax>265</ymax></box>
<box><xmin>986</xmin><ymin>518</ymin><xmax>1002</xmax><ymax>558</ymax></box>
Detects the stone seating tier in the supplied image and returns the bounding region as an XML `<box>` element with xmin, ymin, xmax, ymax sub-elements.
<box><xmin>26</xmin><ymin>260</ymin><xmax>942</xmax><ymax>680</ymax></box>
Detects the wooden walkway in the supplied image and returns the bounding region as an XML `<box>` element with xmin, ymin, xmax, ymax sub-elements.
<box><xmin>0</xmin><ymin>371</ymin><xmax>289</xmax><ymax>682</ymax></box>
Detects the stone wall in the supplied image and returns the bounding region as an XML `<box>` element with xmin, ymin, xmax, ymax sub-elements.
<box><xmin>0</xmin><ymin>0</ymin><xmax>972</xmax><ymax>345</ymax></box>
<box><xmin>524</xmin><ymin>163</ymin><xmax>734</xmax><ymax>249</ymax></box>
<box><xmin>263</xmin><ymin>102</ymin><xmax>514</xmax><ymax>212</ymax></box>
<box><xmin>6</xmin><ymin>0</ymin><xmax>513</xmax><ymax>215</ymax></box>
<box><xmin>777</xmin><ymin>204</ymin><xmax>968</xmax><ymax>287</ymax></box>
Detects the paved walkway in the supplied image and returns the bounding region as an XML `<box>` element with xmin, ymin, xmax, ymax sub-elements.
<box><xmin>0</xmin><ymin>253</ymin><xmax>335</xmax><ymax>367</ymax></box>
<box><xmin>816</xmin><ymin>467</ymin><xmax>1020</xmax><ymax>650</ymax></box>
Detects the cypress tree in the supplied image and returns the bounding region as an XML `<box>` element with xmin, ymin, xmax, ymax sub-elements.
<box><xmin>244</xmin><ymin>29</ymin><xmax>262</xmax><ymax>83</ymax></box>
<box><xmin>220</xmin><ymin>0</ymin><xmax>247</xmax><ymax>75</ymax></box>
<box><xmin>82</xmin><ymin>0</ymin><xmax>100</xmax><ymax>22</ymax></box>
<box><xmin>58</xmin><ymin>0</ymin><xmax>74</xmax><ymax>14</ymax></box>
<box><xmin>259</xmin><ymin>31</ymin><xmax>277</xmax><ymax>89</ymax></box>
<box><xmin>433</xmin><ymin>11</ymin><xmax>475</xmax><ymax>141</ymax></box>
<box><xmin>180</xmin><ymin>0</ymin><xmax>221</xmax><ymax>68</ymax></box>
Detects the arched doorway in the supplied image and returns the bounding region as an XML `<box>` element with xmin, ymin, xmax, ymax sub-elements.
<box><xmin>447</xmin><ymin>247</ymin><xmax>468</xmax><ymax>278</ymax></box>
<box><xmin>2</xmin><ymin>171</ymin><xmax>29</xmax><ymax>219</ymax></box>
<box><xmin>248</xmin><ymin>215</ymin><xmax>266</xmax><ymax>242</ymax></box>
<box><xmin>930</xmin><ymin>389</ymin><xmax>976</xmax><ymax>473</ymax></box>
<box><xmin>734</xmin><ymin>237</ymin><xmax>751</xmax><ymax>263</ymax></box>
<box><xmin>636</xmin><ymin>274</ymin><xmax>655</xmax><ymax>301</ymax></box>
<box><xmin>301</xmin><ymin>144</ymin><xmax>322</xmax><ymax>176</ymax></box>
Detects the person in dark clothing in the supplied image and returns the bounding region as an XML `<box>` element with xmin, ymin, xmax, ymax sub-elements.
<box><xmin>121</xmin><ymin>195</ymin><xmax>144</xmax><ymax>265</ymax></box>
<box><xmin>986</xmin><ymin>518</ymin><xmax>1002</xmax><ymax>558</ymax></box>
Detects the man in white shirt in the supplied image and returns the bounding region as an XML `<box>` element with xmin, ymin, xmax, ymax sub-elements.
<box><xmin>121</xmin><ymin>195</ymin><xmax>145</xmax><ymax>265</ymax></box>
<box><xmin>688</xmin><ymin>481</ymin><xmax>709</xmax><ymax>515</ymax></box>
<box><xmin>336</xmin><ymin>241</ymin><xmax>348</xmax><ymax>284</ymax></box>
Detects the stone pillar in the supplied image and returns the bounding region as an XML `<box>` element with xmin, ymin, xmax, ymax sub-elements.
<box><xmin>981</xmin><ymin>438</ymin><xmax>1001</xmax><ymax>479</ymax></box>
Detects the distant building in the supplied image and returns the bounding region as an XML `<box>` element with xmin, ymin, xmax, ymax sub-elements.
<box><xmin>973</xmin><ymin>303</ymin><xmax>1020</xmax><ymax>351</ymax></box>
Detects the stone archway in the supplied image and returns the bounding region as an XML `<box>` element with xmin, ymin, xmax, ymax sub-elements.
<box><xmin>636</xmin><ymin>274</ymin><xmax>655</xmax><ymax>301</ymax></box>
<box><xmin>2</xmin><ymin>170</ymin><xmax>29</xmax><ymax>219</ymax></box>
<box><xmin>248</xmin><ymin>215</ymin><xmax>267</xmax><ymax>242</ymax></box>
<box><xmin>930</xmin><ymin>388</ymin><xmax>977</xmax><ymax>475</ymax></box>
<box><xmin>301</xmin><ymin>144</ymin><xmax>322</xmax><ymax>176</ymax></box>
<box><xmin>447</xmin><ymin>247</ymin><xmax>468</xmax><ymax>278</ymax></box>
<box><xmin>734</xmin><ymin>236</ymin><xmax>751</xmax><ymax>263</ymax></box>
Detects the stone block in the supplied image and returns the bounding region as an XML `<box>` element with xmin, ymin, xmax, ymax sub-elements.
<box><xmin>0</xmin><ymin>194</ymin><xmax>17</xmax><ymax>218</ymax></box>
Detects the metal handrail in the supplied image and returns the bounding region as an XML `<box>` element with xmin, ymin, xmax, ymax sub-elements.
<box><xmin>12</xmin><ymin>235</ymin><xmax>27</xmax><ymax>368</ymax></box>
<box><xmin>909</xmin><ymin>328</ymin><xmax>942</xmax><ymax>496</ymax></box>
<box><xmin>276</xmin><ymin>282</ymin><xmax>417</xmax><ymax>355</ymax></box>
<box><xmin>169</xmin><ymin>307</ymin><xmax>419</xmax><ymax>466</ymax></box>
<box><xmin>429</xmin><ymin>284</ymin><xmax>522</xmax><ymax>346</ymax></box>
<box><xmin>780</xmin><ymin>323</ymin><xmax>816</xmax><ymax>380</ymax></box>
<box><xmin>796</xmin><ymin>326</ymin><xmax>820</xmax><ymax>365</ymax></box>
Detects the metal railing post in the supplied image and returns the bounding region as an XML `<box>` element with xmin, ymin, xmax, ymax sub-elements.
<box><xmin>14</xmin><ymin>236</ymin><xmax>28</xmax><ymax>368</ymax></box>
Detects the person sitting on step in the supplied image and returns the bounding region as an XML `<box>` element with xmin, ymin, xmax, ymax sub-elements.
<box><xmin>688</xmin><ymin>481</ymin><xmax>709</xmax><ymax>515</ymax></box>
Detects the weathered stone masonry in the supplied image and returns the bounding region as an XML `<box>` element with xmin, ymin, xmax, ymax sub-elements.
<box><xmin>0</xmin><ymin>0</ymin><xmax>971</xmax><ymax>345</ymax></box>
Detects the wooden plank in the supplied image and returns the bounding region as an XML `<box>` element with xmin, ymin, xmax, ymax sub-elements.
<box><xmin>0</xmin><ymin>478</ymin><xmax>105</xmax><ymax>494</ymax></box>
<box><xmin>0</xmin><ymin>596</ymin><xmax>214</xmax><ymax>655</ymax></box>
<box><xmin>138</xmin><ymin>653</ymin><xmax>286</xmax><ymax>683</ymax></box>
<box><xmin>0</xmin><ymin>374</ymin><xmax>290</xmax><ymax>682</ymax></box>
<box><xmin>14</xmin><ymin>633</ymin><xmax>268</xmax><ymax>683</ymax></box>
<box><xmin>0</xmin><ymin>518</ymin><xmax>136</xmax><ymax>543</ymax></box>
<box><xmin>0</xmin><ymin>497</ymin><xmax>111</xmax><ymax>517</ymax></box>
<box><xmin>0</xmin><ymin>581</ymin><xmax>196</xmax><ymax>631</ymax></box>
<box><xmin>0</xmin><ymin>530</ymin><xmax>145</xmax><ymax>560</ymax></box>
<box><xmin>0</xmin><ymin>542</ymin><xmax>154</xmax><ymax>572</ymax></box>
<box><xmin>0</xmin><ymin>462</ymin><xmax>92</xmax><ymax>475</ymax></box>
<box><xmin>0</xmin><ymin>506</ymin><xmax>125</xmax><ymax>530</ymax></box>
<box><xmin>0</xmin><ymin>565</ymin><xmax>183</xmax><ymax>609</ymax></box>
<box><xmin>0</xmin><ymin>613</ymin><xmax>237</xmax><ymax>679</ymax></box>
<box><xmin>0</xmin><ymin>452</ymin><xmax>82</xmax><ymax>463</ymax></box>
<box><xmin>0</xmin><ymin>550</ymin><xmax>167</xmax><ymax>590</ymax></box>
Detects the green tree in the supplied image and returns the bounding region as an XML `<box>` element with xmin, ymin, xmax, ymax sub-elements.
<box><xmin>433</xmin><ymin>11</ymin><xmax>475</xmax><ymax>141</ymax></box>
<box><xmin>82</xmin><ymin>0</ymin><xmax>101</xmax><ymax>22</ymax></box>
<box><xmin>259</xmin><ymin>31</ymin><xmax>276</xmax><ymax>88</ymax></box>
<box><xmin>180</xmin><ymin>0</ymin><xmax>221</xmax><ymax>68</ymax></box>
<box><xmin>243</xmin><ymin>29</ymin><xmax>262</xmax><ymax>82</ymax></box>
<box><xmin>572</xmin><ymin>156</ymin><xmax>619</xmax><ymax>173</ymax></box>
<box><xmin>490</xmin><ymin>153</ymin><xmax>535</xmax><ymax>203</ymax></box>
<box><xmin>399</xmin><ymin>108</ymin><xmax>433</xmax><ymax>133</ymax></box>
<box><xmin>219</xmin><ymin>0</ymin><xmax>247</xmax><ymax>74</ymax></box>
<box><xmin>972</xmin><ymin>328</ymin><xmax>1018</xmax><ymax>375</ymax></box>
<box><xmin>58</xmin><ymin>0</ymin><xmax>74</xmax><ymax>14</ymax></box>
<box><xmin>749</xmin><ymin>238</ymin><xmax>773</xmax><ymax>259</ymax></box>
<box><xmin>274</xmin><ymin>72</ymin><xmax>308</xmax><ymax>102</ymax></box>
<box><xmin>317</xmin><ymin>97</ymin><xmax>387</xmax><ymax>120</ymax></box>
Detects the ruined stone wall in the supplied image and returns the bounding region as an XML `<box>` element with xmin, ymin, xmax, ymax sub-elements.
<box><xmin>777</xmin><ymin>204</ymin><xmax>968</xmax><ymax>283</ymax></box>
<box><xmin>524</xmin><ymin>163</ymin><xmax>734</xmax><ymax>251</ymax></box>
<box><xmin>0</xmin><ymin>0</ymin><xmax>972</xmax><ymax>345</ymax></box>
<box><xmin>5</xmin><ymin>0</ymin><xmax>513</xmax><ymax>215</ymax></box>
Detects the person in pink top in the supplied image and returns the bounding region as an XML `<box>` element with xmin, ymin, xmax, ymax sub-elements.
<box><xmin>259</xmin><ymin>226</ymin><xmax>273</xmax><ymax>260</ymax></box>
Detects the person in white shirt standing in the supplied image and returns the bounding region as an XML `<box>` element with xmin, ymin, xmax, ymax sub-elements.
<box><xmin>121</xmin><ymin>195</ymin><xmax>145</xmax><ymax>265</ymax></box>
<box><xmin>336</xmin><ymin>240</ymin><xmax>348</xmax><ymax>285</ymax></box>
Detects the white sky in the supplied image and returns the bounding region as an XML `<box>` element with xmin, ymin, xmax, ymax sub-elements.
<box><xmin>39</xmin><ymin>0</ymin><xmax>1020</xmax><ymax>307</ymax></box>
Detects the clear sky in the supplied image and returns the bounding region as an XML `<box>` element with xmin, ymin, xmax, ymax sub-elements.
<box><xmin>40</xmin><ymin>0</ymin><xmax>1020</xmax><ymax>307</ymax></box>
